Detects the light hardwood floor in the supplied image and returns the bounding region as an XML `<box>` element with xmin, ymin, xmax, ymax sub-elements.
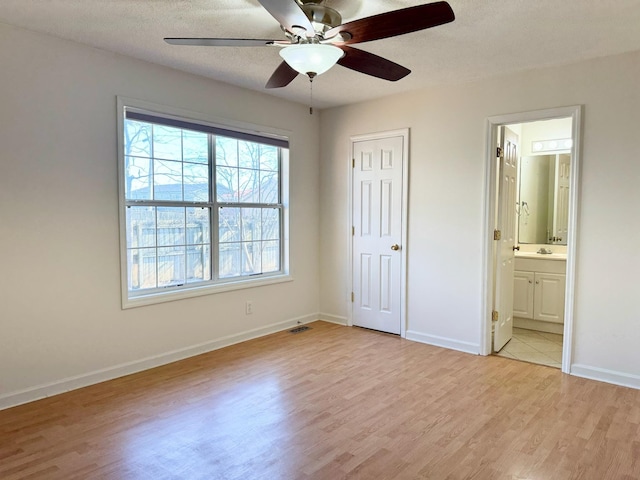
<box><xmin>1</xmin><ymin>321</ymin><xmax>639</xmax><ymax>479</ymax></box>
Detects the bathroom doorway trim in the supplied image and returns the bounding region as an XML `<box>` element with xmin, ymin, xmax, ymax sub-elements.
<box><xmin>480</xmin><ymin>105</ymin><xmax>583</xmax><ymax>374</ymax></box>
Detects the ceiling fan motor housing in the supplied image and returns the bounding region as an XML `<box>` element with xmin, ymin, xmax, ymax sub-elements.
<box><xmin>300</xmin><ymin>3</ymin><xmax>342</xmax><ymax>35</ymax></box>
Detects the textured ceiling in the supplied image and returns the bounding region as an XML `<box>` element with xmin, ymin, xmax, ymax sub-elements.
<box><xmin>1</xmin><ymin>0</ymin><xmax>640</xmax><ymax>109</ymax></box>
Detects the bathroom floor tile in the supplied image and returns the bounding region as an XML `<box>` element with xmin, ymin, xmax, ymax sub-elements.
<box><xmin>503</xmin><ymin>342</ymin><xmax>539</xmax><ymax>354</ymax></box>
<box><xmin>547</xmin><ymin>351</ymin><xmax>563</xmax><ymax>362</ymax></box>
<box><xmin>495</xmin><ymin>327</ymin><xmax>563</xmax><ymax>369</ymax></box>
<box><xmin>538</xmin><ymin>332</ymin><xmax>563</xmax><ymax>344</ymax></box>
<box><xmin>512</xmin><ymin>351</ymin><xmax>556</xmax><ymax>364</ymax></box>
<box><xmin>513</xmin><ymin>331</ymin><xmax>544</xmax><ymax>340</ymax></box>
<box><xmin>526</xmin><ymin>341</ymin><xmax>563</xmax><ymax>353</ymax></box>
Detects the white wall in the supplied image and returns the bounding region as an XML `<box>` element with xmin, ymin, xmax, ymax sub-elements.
<box><xmin>319</xmin><ymin>50</ymin><xmax>640</xmax><ymax>386</ymax></box>
<box><xmin>0</xmin><ymin>24</ymin><xmax>321</xmax><ymax>408</ymax></box>
<box><xmin>2</xmin><ymin>22</ymin><xmax>639</xmax><ymax>407</ymax></box>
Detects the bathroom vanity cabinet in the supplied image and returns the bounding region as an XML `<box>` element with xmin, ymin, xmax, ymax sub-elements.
<box><xmin>513</xmin><ymin>256</ymin><xmax>566</xmax><ymax>332</ymax></box>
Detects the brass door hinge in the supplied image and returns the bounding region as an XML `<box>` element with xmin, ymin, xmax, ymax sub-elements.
<box><xmin>352</xmin><ymin>226</ymin><xmax>355</xmax><ymax>236</ymax></box>
<box><xmin>497</xmin><ymin>147</ymin><xmax>503</xmax><ymax>159</ymax></box>
<box><xmin>352</xmin><ymin>158</ymin><xmax>355</xmax><ymax>168</ymax></box>
<box><xmin>494</xmin><ymin>229</ymin><xmax>501</xmax><ymax>240</ymax></box>
<box><xmin>492</xmin><ymin>310</ymin><xmax>499</xmax><ymax>321</ymax></box>
<box><xmin>351</xmin><ymin>292</ymin><xmax>354</xmax><ymax>302</ymax></box>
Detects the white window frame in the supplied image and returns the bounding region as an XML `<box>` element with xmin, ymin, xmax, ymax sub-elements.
<box><xmin>117</xmin><ymin>97</ymin><xmax>291</xmax><ymax>309</ymax></box>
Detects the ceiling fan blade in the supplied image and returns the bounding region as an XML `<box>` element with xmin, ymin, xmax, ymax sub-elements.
<box><xmin>164</xmin><ymin>38</ymin><xmax>288</xmax><ymax>47</ymax></box>
<box><xmin>258</xmin><ymin>0</ymin><xmax>315</xmax><ymax>37</ymax></box>
<box><xmin>265</xmin><ymin>61</ymin><xmax>299</xmax><ymax>88</ymax></box>
<box><xmin>326</xmin><ymin>1</ymin><xmax>454</xmax><ymax>45</ymax></box>
<box><xmin>337</xmin><ymin>46</ymin><xmax>410</xmax><ymax>81</ymax></box>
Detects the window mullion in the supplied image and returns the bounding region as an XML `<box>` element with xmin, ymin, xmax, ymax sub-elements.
<box><xmin>278</xmin><ymin>148</ymin><xmax>284</xmax><ymax>272</ymax></box>
<box><xmin>151</xmin><ymin>124</ymin><xmax>159</xmax><ymax>290</ymax></box>
<box><xmin>217</xmin><ymin>202</ymin><xmax>282</xmax><ymax>209</ymax></box>
<box><xmin>210</xmin><ymin>134</ymin><xmax>219</xmax><ymax>281</ymax></box>
<box><xmin>278</xmin><ymin>146</ymin><xmax>282</xmax><ymax>204</ymax></box>
<box><xmin>150</xmin><ymin>124</ymin><xmax>155</xmax><ymax>201</ymax></box>
<box><xmin>126</xmin><ymin>199</ymin><xmax>210</xmax><ymax>208</ymax></box>
<box><xmin>154</xmin><ymin>206</ymin><xmax>159</xmax><ymax>289</ymax></box>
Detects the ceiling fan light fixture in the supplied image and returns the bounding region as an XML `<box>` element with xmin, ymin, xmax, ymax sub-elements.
<box><xmin>279</xmin><ymin>44</ymin><xmax>343</xmax><ymax>77</ymax></box>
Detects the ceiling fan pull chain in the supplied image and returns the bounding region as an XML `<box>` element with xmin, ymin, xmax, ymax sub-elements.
<box><xmin>309</xmin><ymin>74</ymin><xmax>314</xmax><ymax>115</ymax></box>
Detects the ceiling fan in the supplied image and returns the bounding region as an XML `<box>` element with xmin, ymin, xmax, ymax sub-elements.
<box><xmin>165</xmin><ymin>0</ymin><xmax>455</xmax><ymax>89</ymax></box>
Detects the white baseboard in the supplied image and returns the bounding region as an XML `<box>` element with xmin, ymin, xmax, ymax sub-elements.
<box><xmin>318</xmin><ymin>313</ymin><xmax>349</xmax><ymax>326</ymax></box>
<box><xmin>570</xmin><ymin>364</ymin><xmax>640</xmax><ymax>390</ymax></box>
<box><xmin>22</xmin><ymin>318</ymin><xmax>633</xmax><ymax>412</ymax></box>
<box><xmin>0</xmin><ymin>313</ymin><xmax>320</xmax><ymax>411</ymax></box>
<box><xmin>405</xmin><ymin>330</ymin><xmax>480</xmax><ymax>355</ymax></box>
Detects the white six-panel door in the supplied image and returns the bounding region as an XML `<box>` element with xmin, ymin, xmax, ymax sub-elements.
<box><xmin>494</xmin><ymin>127</ymin><xmax>519</xmax><ymax>352</ymax></box>
<box><xmin>352</xmin><ymin>135</ymin><xmax>404</xmax><ymax>335</ymax></box>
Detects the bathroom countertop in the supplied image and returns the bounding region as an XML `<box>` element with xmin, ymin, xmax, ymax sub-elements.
<box><xmin>515</xmin><ymin>251</ymin><xmax>567</xmax><ymax>261</ymax></box>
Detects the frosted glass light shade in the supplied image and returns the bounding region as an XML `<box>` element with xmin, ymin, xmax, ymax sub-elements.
<box><xmin>531</xmin><ymin>138</ymin><xmax>573</xmax><ymax>153</ymax></box>
<box><xmin>279</xmin><ymin>44</ymin><xmax>343</xmax><ymax>76</ymax></box>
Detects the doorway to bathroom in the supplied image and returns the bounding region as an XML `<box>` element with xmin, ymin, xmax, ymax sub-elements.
<box><xmin>482</xmin><ymin>106</ymin><xmax>582</xmax><ymax>373</ymax></box>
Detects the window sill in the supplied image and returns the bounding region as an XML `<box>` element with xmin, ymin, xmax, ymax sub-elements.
<box><xmin>122</xmin><ymin>274</ymin><xmax>293</xmax><ymax>309</ymax></box>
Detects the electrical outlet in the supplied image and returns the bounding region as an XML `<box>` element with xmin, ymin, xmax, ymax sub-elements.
<box><xmin>245</xmin><ymin>301</ymin><xmax>253</xmax><ymax>315</ymax></box>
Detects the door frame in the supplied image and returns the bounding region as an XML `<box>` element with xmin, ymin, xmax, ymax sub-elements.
<box><xmin>348</xmin><ymin>128</ymin><xmax>410</xmax><ymax>337</ymax></box>
<box><xmin>481</xmin><ymin>106</ymin><xmax>582</xmax><ymax>374</ymax></box>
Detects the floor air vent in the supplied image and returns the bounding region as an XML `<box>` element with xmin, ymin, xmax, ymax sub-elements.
<box><xmin>289</xmin><ymin>325</ymin><xmax>311</xmax><ymax>334</ymax></box>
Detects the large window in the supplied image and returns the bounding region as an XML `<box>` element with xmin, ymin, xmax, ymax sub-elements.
<box><xmin>119</xmin><ymin>102</ymin><xmax>289</xmax><ymax>306</ymax></box>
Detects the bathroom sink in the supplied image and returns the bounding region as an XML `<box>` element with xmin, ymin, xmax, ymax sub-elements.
<box><xmin>515</xmin><ymin>251</ymin><xmax>567</xmax><ymax>261</ymax></box>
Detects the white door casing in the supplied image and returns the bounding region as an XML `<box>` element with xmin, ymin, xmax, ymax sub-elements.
<box><xmin>493</xmin><ymin>126</ymin><xmax>519</xmax><ymax>352</ymax></box>
<box><xmin>482</xmin><ymin>105</ymin><xmax>582</xmax><ymax>374</ymax></box>
<box><xmin>351</xmin><ymin>131</ymin><xmax>407</xmax><ymax>335</ymax></box>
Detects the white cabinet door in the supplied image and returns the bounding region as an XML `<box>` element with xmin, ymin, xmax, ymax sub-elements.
<box><xmin>513</xmin><ymin>271</ymin><xmax>534</xmax><ymax>318</ymax></box>
<box><xmin>534</xmin><ymin>273</ymin><xmax>566</xmax><ymax>323</ymax></box>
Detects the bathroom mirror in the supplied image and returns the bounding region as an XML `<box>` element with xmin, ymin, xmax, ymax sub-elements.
<box><xmin>517</xmin><ymin>153</ymin><xmax>570</xmax><ymax>245</ymax></box>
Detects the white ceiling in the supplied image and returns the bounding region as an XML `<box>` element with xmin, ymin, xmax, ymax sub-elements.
<box><xmin>1</xmin><ymin>0</ymin><xmax>640</xmax><ymax>109</ymax></box>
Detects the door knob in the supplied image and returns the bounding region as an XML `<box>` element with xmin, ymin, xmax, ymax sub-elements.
<box><xmin>391</xmin><ymin>244</ymin><xmax>400</xmax><ymax>251</ymax></box>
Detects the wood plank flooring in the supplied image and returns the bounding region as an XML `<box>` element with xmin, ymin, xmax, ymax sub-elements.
<box><xmin>1</xmin><ymin>321</ymin><xmax>639</xmax><ymax>479</ymax></box>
